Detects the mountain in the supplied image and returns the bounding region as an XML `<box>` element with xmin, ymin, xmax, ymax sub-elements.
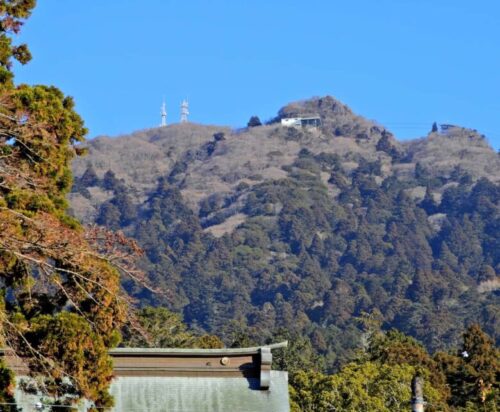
<box><xmin>69</xmin><ymin>96</ymin><xmax>500</xmax><ymax>365</ymax></box>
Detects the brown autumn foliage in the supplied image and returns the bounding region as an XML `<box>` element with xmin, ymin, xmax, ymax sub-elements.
<box><xmin>0</xmin><ymin>1</ymin><xmax>148</xmax><ymax>409</ymax></box>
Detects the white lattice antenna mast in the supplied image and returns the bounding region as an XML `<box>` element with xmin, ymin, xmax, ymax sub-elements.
<box><xmin>180</xmin><ymin>99</ymin><xmax>189</xmax><ymax>123</ymax></box>
<box><xmin>160</xmin><ymin>99</ymin><xmax>167</xmax><ymax>127</ymax></box>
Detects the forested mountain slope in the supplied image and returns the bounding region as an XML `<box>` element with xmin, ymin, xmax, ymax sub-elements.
<box><xmin>70</xmin><ymin>96</ymin><xmax>500</xmax><ymax>364</ymax></box>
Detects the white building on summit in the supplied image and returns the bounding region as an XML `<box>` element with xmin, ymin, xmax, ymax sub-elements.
<box><xmin>281</xmin><ymin>116</ymin><xmax>321</xmax><ymax>128</ymax></box>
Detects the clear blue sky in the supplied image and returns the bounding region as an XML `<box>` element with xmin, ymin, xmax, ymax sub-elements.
<box><xmin>13</xmin><ymin>0</ymin><xmax>500</xmax><ymax>149</ymax></box>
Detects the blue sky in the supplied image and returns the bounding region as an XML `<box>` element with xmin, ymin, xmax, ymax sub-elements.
<box><xmin>13</xmin><ymin>0</ymin><xmax>500</xmax><ymax>149</ymax></box>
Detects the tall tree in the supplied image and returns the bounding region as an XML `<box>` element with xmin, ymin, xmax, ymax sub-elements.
<box><xmin>436</xmin><ymin>324</ymin><xmax>499</xmax><ymax>410</ymax></box>
<box><xmin>0</xmin><ymin>2</ymin><xmax>142</xmax><ymax>409</ymax></box>
<box><xmin>247</xmin><ymin>115</ymin><xmax>262</xmax><ymax>127</ymax></box>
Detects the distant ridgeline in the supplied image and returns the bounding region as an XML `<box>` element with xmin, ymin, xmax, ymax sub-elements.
<box><xmin>70</xmin><ymin>96</ymin><xmax>500</xmax><ymax>365</ymax></box>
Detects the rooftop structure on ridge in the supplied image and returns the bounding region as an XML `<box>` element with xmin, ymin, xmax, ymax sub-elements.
<box><xmin>281</xmin><ymin>115</ymin><xmax>321</xmax><ymax>128</ymax></box>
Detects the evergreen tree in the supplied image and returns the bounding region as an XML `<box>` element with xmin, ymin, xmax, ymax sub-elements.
<box><xmin>436</xmin><ymin>324</ymin><xmax>499</xmax><ymax>410</ymax></box>
<box><xmin>96</xmin><ymin>202</ymin><xmax>121</xmax><ymax>229</ymax></box>
<box><xmin>247</xmin><ymin>115</ymin><xmax>262</xmax><ymax>127</ymax></box>
<box><xmin>79</xmin><ymin>164</ymin><xmax>99</xmax><ymax>187</ymax></box>
<box><xmin>102</xmin><ymin>169</ymin><xmax>121</xmax><ymax>191</ymax></box>
<box><xmin>0</xmin><ymin>0</ymin><xmax>34</xmax><ymax>84</ymax></box>
<box><xmin>0</xmin><ymin>3</ymin><xmax>139</xmax><ymax>407</ymax></box>
<box><xmin>419</xmin><ymin>186</ymin><xmax>437</xmax><ymax>215</ymax></box>
<box><xmin>375</xmin><ymin>130</ymin><xmax>399</xmax><ymax>158</ymax></box>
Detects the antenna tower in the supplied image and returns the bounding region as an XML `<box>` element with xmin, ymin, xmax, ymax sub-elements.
<box><xmin>160</xmin><ymin>100</ymin><xmax>167</xmax><ymax>127</ymax></box>
<box><xmin>180</xmin><ymin>99</ymin><xmax>189</xmax><ymax>123</ymax></box>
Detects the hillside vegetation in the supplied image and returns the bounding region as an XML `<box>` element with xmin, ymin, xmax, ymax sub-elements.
<box><xmin>69</xmin><ymin>96</ymin><xmax>500</xmax><ymax>365</ymax></box>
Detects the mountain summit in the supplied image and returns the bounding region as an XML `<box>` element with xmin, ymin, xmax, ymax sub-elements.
<box><xmin>70</xmin><ymin>96</ymin><xmax>500</xmax><ymax>358</ymax></box>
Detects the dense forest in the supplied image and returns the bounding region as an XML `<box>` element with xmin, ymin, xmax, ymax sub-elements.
<box><xmin>68</xmin><ymin>93</ymin><xmax>500</xmax><ymax>410</ymax></box>
<box><xmin>71</xmin><ymin>97</ymin><xmax>500</xmax><ymax>370</ymax></box>
<box><xmin>0</xmin><ymin>1</ymin><xmax>498</xmax><ymax>410</ymax></box>
<box><xmin>126</xmin><ymin>306</ymin><xmax>499</xmax><ymax>411</ymax></box>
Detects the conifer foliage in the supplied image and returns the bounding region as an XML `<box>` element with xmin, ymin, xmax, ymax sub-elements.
<box><xmin>288</xmin><ymin>324</ymin><xmax>499</xmax><ymax>411</ymax></box>
<box><xmin>0</xmin><ymin>2</ymin><xmax>139</xmax><ymax>409</ymax></box>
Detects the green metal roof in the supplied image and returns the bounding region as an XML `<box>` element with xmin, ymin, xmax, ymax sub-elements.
<box><xmin>110</xmin><ymin>372</ymin><xmax>289</xmax><ymax>412</ymax></box>
<box><xmin>13</xmin><ymin>372</ymin><xmax>290</xmax><ymax>412</ymax></box>
<box><xmin>9</xmin><ymin>343</ymin><xmax>290</xmax><ymax>411</ymax></box>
